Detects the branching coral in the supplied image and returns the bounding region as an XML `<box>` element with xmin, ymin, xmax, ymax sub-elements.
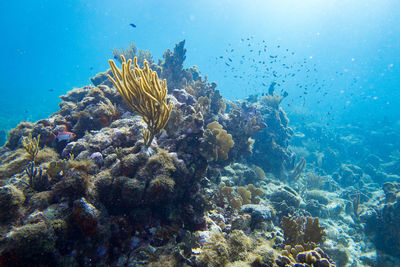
<box><xmin>23</xmin><ymin>133</ymin><xmax>40</xmax><ymax>162</ymax></box>
<box><xmin>108</xmin><ymin>56</ymin><xmax>172</xmax><ymax>147</ymax></box>
<box><xmin>112</xmin><ymin>43</ymin><xmax>154</xmax><ymax>68</ymax></box>
<box><xmin>281</xmin><ymin>215</ymin><xmax>327</xmax><ymax>250</ymax></box>
<box><xmin>112</xmin><ymin>43</ymin><xmax>137</xmax><ymax>64</ymax></box>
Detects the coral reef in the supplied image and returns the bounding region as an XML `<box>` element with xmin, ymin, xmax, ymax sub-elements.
<box><xmin>249</xmin><ymin>95</ymin><xmax>296</xmax><ymax>179</ymax></box>
<box><xmin>0</xmin><ymin>41</ymin><xmax>347</xmax><ymax>266</ymax></box>
<box><xmin>365</xmin><ymin>182</ymin><xmax>400</xmax><ymax>258</ymax></box>
<box><xmin>0</xmin><ymin>184</ymin><xmax>25</xmax><ymax>223</ymax></box>
<box><xmin>0</xmin><ymin>222</ymin><xmax>57</xmax><ymax>266</ymax></box>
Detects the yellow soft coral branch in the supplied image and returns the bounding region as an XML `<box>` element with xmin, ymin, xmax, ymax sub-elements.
<box><xmin>108</xmin><ymin>56</ymin><xmax>172</xmax><ymax>147</ymax></box>
<box><xmin>23</xmin><ymin>133</ymin><xmax>40</xmax><ymax>162</ymax></box>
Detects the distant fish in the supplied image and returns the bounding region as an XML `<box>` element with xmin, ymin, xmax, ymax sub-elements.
<box><xmin>294</xmin><ymin>132</ymin><xmax>305</xmax><ymax>138</ymax></box>
<box><xmin>129</xmin><ymin>23</ymin><xmax>136</xmax><ymax>28</ymax></box>
<box><xmin>48</xmin><ymin>88</ymin><xmax>54</xmax><ymax>92</ymax></box>
<box><xmin>268</xmin><ymin>81</ymin><xmax>277</xmax><ymax>95</ymax></box>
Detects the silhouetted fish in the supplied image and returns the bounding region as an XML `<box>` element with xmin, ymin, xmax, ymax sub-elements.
<box><xmin>268</xmin><ymin>81</ymin><xmax>277</xmax><ymax>95</ymax></box>
<box><xmin>129</xmin><ymin>23</ymin><xmax>136</xmax><ymax>28</ymax></box>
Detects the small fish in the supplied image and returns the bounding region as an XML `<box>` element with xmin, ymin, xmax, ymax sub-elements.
<box><xmin>228</xmin><ymin>58</ymin><xmax>232</xmax><ymax>62</ymax></box>
<box><xmin>129</xmin><ymin>23</ymin><xmax>136</xmax><ymax>28</ymax></box>
<box><xmin>268</xmin><ymin>81</ymin><xmax>277</xmax><ymax>95</ymax></box>
<box><xmin>48</xmin><ymin>88</ymin><xmax>54</xmax><ymax>92</ymax></box>
<box><xmin>54</xmin><ymin>131</ymin><xmax>76</xmax><ymax>142</ymax></box>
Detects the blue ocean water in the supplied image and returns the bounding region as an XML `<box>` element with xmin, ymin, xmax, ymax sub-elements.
<box><xmin>1</xmin><ymin>0</ymin><xmax>399</xmax><ymax>135</ymax></box>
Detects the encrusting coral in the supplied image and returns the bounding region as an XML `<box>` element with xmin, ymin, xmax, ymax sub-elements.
<box><xmin>108</xmin><ymin>56</ymin><xmax>172</xmax><ymax>147</ymax></box>
<box><xmin>275</xmin><ymin>245</ymin><xmax>336</xmax><ymax>267</ymax></box>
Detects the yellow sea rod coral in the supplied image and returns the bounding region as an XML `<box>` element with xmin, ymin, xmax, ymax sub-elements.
<box><xmin>108</xmin><ymin>56</ymin><xmax>172</xmax><ymax>147</ymax></box>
